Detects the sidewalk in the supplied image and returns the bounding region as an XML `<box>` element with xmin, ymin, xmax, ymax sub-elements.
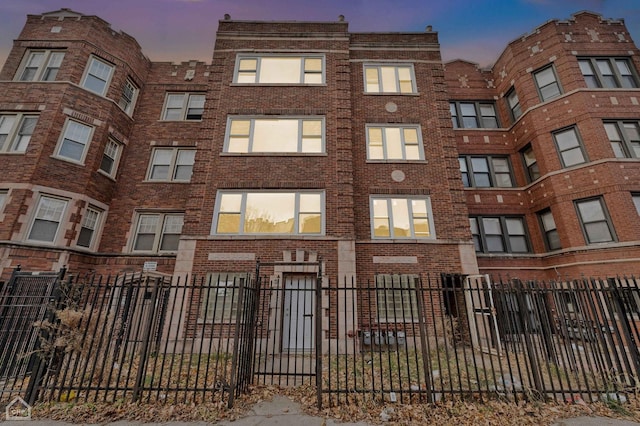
<box><xmin>2</xmin><ymin>396</ymin><xmax>639</xmax><ymax>425</ymax></box>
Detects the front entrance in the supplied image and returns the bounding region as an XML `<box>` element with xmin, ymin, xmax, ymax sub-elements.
<box><xmin>282</xmin><ymin>274</ymin><xmax>315</xmax><ymax>351</ymax></box>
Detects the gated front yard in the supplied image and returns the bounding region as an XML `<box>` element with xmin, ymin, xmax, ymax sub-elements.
<box><xmin>1</xmin><ymin>265</ymin><xmax>639</xmax><ymax>409</ymax></box>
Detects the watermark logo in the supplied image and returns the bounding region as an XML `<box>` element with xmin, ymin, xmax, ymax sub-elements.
<box><xmin>5</xmin><ymin>396</ymin><xmax>31</xmax><ymax>421</ymax></box>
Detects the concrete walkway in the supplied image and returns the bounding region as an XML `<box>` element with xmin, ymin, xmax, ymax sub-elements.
<box><xmin>2</xmin><ymin>396</ymin><xmax>639</xmax><ymax>425</ymax></box>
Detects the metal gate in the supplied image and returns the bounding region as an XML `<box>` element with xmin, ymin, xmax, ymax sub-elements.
<box><xmin>0</xmin><ymin>267</ymin><xmax>65</xmax><ymax>406</ymax></box>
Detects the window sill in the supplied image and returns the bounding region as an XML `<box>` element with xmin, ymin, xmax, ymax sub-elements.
<box><xmin>50</xmin><ymin>155</ymin><xmax>86</xmax><ymax>167</ymax></box>
<box><xmin>452</xmin><ymin>127</ymin><xmax>507</xmax><ymax>131</ymax></box>
<box><xmin>208</xmin><ymin>234</ymin><xmax>329</xmax><ymax>240</ymax></box>
<box><xmin>0</xmin><ymin>151</ymin><xmax>27</xmax><ymax>155</ymax></box>
<box><xmin>143</xmin><ymin>179</ymin><xmax>192</xmax><ymax>184</ymax></box>
<box><xmin>220</xmin><ymin>152</ymin><xmax>327</xmax><ymax>157</ymax></box>
<box><xmin>157</xmin><ymin>119</ymin><xmax>202</xmax><ymax>123</ymax></box>
<box><xmin>363</xmin><ymin>92</ymin><xmax>420</xmax><ymax>96</ymax></box>
<box><xmin>230</xmin><ymin>83</ymin><xmax>326</xmax><ymax>87</ymax></box>
<box><xmin>97</xmin><ymin>169</ymin><xmax>117</xmax><ymax>181</ymax></box>
<box><xmin>366</xmin><ymin>159</ymin><xmax>427</xmax><ymax>164</ymax></box>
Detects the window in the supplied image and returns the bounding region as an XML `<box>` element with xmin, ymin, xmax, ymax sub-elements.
<box><xmin>118</xmin><ymin>79</ymin><xmax>138</xmax><ymax>115</ymax></box>
<box><xmin>376</xmin><ymin>274</ymin><xmax>419</xmax><ymax>322</ymax></box>
<box><xmin>449</xmin><ymin>102</ymin><xmax>499</xmax><ymax>128</ymax></box>
<box><xmin>506</xmin><ymin>88</ymin><xmax>522</xmax><ymax>121</ymax></box>
<box><xmin>364</xmin><ymin>64</ymin><xmax>416</xmax><ymax>94</ymax></box>
<box><xmin>225</xmin><ymin>117</ymin><xmax>324</xmax><ymax>153</ymax></box>
<box><xmin>199</xmin><ymin>273</ymin><xmax>247</xmax><ymax>322</ymax></box>
<box><xmin>370</xmin><ymin>197</ymin><xmax>435</xmax><ymax>239</ymax></box>
<box><xmin>0</xmin><ymin>114</ymin><xmax>38</xmax><ymax>153</ymax></box>
<box><xmin>553</xmin><ymin>127</ymin><xmax>587</xmax><ymax>167</ymax></box>
<box><xmin>56</xmin><ymin>119</ymin><xmax>93</xmax><ymax>163</ymax></box>
<box><xmin>633</xmin><ymin>193</ymin><xmax>640</xmax><ymax>215</ymax></box>
<box><xmin>162</xmin><ymin>93</ymin><xmax>205</xmax><ymax>120</ymax></box>
<box><xmin>147</xmin><ymin>148</ymin><xmax>195</xmax><ymax>182</ymax></box>
<box><xmin>81</xmin><ymin>56</ymin><xmax>114</xmax><ymax>96</ymax></box>
<box><xmin>521</xmin><ymin>144</ymin><xmax>540</xmax><ymax>183</ymax></box>
<box><xmin>470</xmin><ymin>216</ymin><xmax>530</xmax><ymax>253</ymax></box>
<box><xmin>77</xmin><ymin>207</ymin><xmax>101</xmax><ymax>248</ymax></box>
<box><xmin>575</xmin><ymin>197</ymin><xmax>616</xmax><ymax>244</ymax></box>
<box><xmin>458</xmin><ymin>155</ymin><xmax>513</xmax><ymax>188</ymax></box>
<box><xmin>234</xmin><ymin>55</ymin><xmax>324</xmax><ymax>84</ymax></box>
<box><xmin>132</xmin><ymin>213</ymin><xmax>184</xmax><ymax>252</ymax></box>
<box><xmin>534</xmin><ymin>65</ymin><xmax>562</xmax><ymax>101</ymax></box>
<box><xmin>579</xmin><ymin>57</ymin><xmax>638</xmax><ymax>88</ymax></box>
<box><xmin>366</xmin><ymin>125</ymin><xmax>423</xmax><ymax>160</ymax></box>
<box><xmin>17</xmin><ymin>50</ymin><xmax>65</xmax><ymax>81</ymax></box>
<box><xmin>538</xmin><ymin>209</ymin><xmax>561</xmax><ymax>251</ymax></box>
<box><xmin>213</xmin><ymin>191</ymin><xmax>324</xmax><ymax>235</ymax></box>
<box><xmin>604</xmin><ymin>120</ymin><xmax>640</xmax><ymax>158</ymax></box>
<box><xmin>0</xmin><ymin>190</ymin><xmax>7</xmax><ymax>211</ymax></box>
<box><xmin>28</xmin><ymin>195</ymin><xmax>68</xmax><ymax>243</ymax></box>
<box><xmin>99</xmin><ymin>139</ymin><xmax>122</xmax><ymax>177</ymax></box>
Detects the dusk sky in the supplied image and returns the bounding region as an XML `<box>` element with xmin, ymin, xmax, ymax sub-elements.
<box><xmin>1</xmin><ymin>0</ymin><xmax>639</xmax><ymax>68</ymax></box>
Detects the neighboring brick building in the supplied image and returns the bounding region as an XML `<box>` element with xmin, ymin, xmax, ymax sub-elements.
<box><xmin>0</xmin><ymin>9</ymin><xmax>639</xmax><ymax>295</ymax></box>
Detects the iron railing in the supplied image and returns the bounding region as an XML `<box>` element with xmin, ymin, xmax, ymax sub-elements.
<box><xmin>1</xmin><ymin>268</ymin><xmax>639</xmax><ymax>410</ymax></box>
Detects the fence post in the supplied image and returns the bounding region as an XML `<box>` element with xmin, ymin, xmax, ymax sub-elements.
<box><xmin>132</xmin><ymin>276</ymin><xmax>162</xmax><ymax>402</ymax></box>
<box><xmin>415</xmin><ymin>276</ymin><xmax>432</xmax><ymax>403</ymax></box>
<box><xmin>25</xmin><ymin>267</ymin><xmax>67</xmax><ymax>405</ymax></box>
<box><xmin>315</xmin><ymin>262</ymin><xmax>323</xmax><ymax>410</ymax></box>
<box><xmin>227</xmin><ymin>269</ymin><xmax>249</xmax><ymax>408</ymax></box>
<box><xmin>610</xmin><ymin>279</ymin><xmax>640</xmax><ymax>383</ymax></box>
<box><xmin>514</xmin><ymin>280</ymin><xmax>544</xmax><ymax>398</ymax></box>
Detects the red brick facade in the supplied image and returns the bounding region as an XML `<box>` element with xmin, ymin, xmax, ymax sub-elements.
<box><xmin>0</xmin><ymin>8</ymin><xmax>638</xmax><ymax>288</ymax></box>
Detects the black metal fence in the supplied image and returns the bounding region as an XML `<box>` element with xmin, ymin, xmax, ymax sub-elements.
<box><xmin>321</xmin><ymin>274</ymin><xmax>640</xmax><ymax>406</ymax></box>
<box><xmin>1</xmin><ymin>268</ymin><xmax>639</xmax><ymax>410</ymax></box>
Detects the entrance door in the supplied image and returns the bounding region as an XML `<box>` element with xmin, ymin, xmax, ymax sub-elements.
<box><xmin>282</xmin><ymin>274</ymin><xmax>315</xmax><ymax>351</ymax></box>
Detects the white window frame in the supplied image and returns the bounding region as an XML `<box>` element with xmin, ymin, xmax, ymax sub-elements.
<box><xmin>161</xmin><ymin>93</ymin><xmax>205</xmax><ymax>121</ymax></box>
<box><xmin>99</xmin><ymin>138</ymin><xmax>123</xmax><ymax>178</ymax></box>
<box><xmin>233</xmin><ymin>54</ymin><xmax>325</xmax><ymax>85</ymax></box>
<box><xmin>375</xmin><ymin>274</ymin><xmax>420</xmax><ymax>322</ymax></box>
<box><xmin>81</xmin><ymin>56</ymin><xmax>114</xmax><ymax>96</ymax></box>
<box><xmin>370</xmin><ymin>196</ymin><xmax>436</xmax><ymax>239</ymax></box>
<box><xmin>118</xmin><ymin>78</ymin><xmax>139</xmax><ymax>115</ymax></box>
<box><xmin>199</xmin><ymin>273</ymin><xmax>248</xmax><ymax>323</ymax></box>
<box><xmin>131</xmin><ymin>212</ymin><xmax>184</xmax><ymax>253</ymax></box>
<box><xmin>27</xmin><ymin>195</ymin><xmax>68</xmax><ymax>244</ymax></box>
<box><xmin>363</xmin><ymin>64</ymin><xmax>417</xmax><ymax>94</ymax></box>
<box><xmin>55</xmin><ymin>119</ymin><xmax>93</xmax><ymax>164</ymax></box>
<box><xmin>16</xmin><ymin>49</ymin><xmax>65</xmax><ymax>82</ymax></box>
<box><xmin>366</xmin><ymin>124</ymin><xmax>424</xmax><ymax>161</ymax></box>
<box><xmin>76</xmin><ymin>206</ymin><xmax>102</xmax><ymax>249</ymax></box>
<box><xmin>212</xmin><ymin>191</ymin><xmax>325</xmax><ymax>236</ymax></box>
<box><xmin>224</xmin><ymin>116</ymin><xmax>325</xmax><ymax>154</ymax></box>
<box><xmin>146</xmin><ymin>148</ymin><xmax>196</xmax><ymax>182</ymax></box>
<box><xmin>0</xmin><ymin>113</ymin><xmax>38</xmax><ymax>153</ymax></box>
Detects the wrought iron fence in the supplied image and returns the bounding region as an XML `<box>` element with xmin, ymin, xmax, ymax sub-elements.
<box><xmin>1</xmin><ymin>267</ymin><xmax>639</xmax><ymax>410</ymax></box>
<box><xmin>320</xmin><ymin>274</ymin><xmax>640</xmax><ymax>407</ymax></box>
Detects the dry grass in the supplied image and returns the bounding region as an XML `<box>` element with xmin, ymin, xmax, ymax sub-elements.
<box><xmin>14</xmin><ymin>384</ymin><xmax>640</xmax><ymax>425</ymax></box>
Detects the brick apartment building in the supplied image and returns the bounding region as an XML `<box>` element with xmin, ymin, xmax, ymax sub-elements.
<box><xmin>0</xmin><ymin>8</ymin><xmax>639</xmax><ymax>290</ymax></box>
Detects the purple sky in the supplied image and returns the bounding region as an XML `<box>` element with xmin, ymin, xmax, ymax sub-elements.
<box><xmin>1</xmin><ymin>0</ymin><xmax>639</xmax><ymax>69</ymax></box>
